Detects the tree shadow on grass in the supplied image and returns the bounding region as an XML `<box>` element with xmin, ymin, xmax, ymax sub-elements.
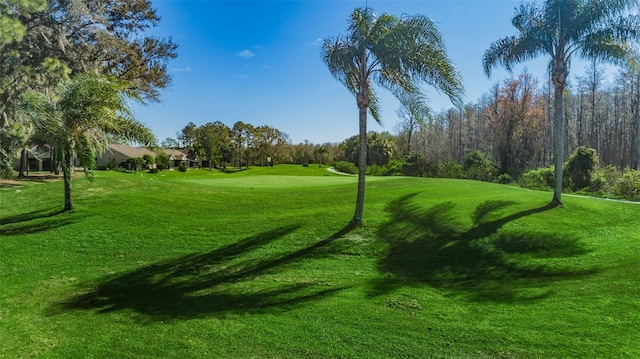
<box><xmin>0</xmin><ymin>208</ymin><xmax>77</xmax><ymax>236</ymax></box>
<box><xmin>369</xmin><ymin>194</ymin><xmax>597</xmax><ymax>302</ymax></box>
<box><xmin>49</xmin><ymin>222</ymin><xmax>356</xmax><ymax>321</ymax></box>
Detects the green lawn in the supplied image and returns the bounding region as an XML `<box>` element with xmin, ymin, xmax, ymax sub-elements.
<box><xmin>1</xmin><ymin>165</ymin><xmax>639</xmax><ymax>358</ymax></box>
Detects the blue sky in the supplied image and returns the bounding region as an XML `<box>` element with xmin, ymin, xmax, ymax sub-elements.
<box><xmin>134</xmin><ymin>0</ymin><xmax>594</xmax><ymax>145</ymax></box>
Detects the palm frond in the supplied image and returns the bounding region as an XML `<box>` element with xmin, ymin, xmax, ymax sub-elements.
<box><xmin>321</xmin><ymin>36</ymin><xmax>359</xmax><ymax>95</ymax></box>
<box><xmin>367</xmin><ymin>86</ymin><xmax>382</xmax><ymax>124</ymax></box>
<box><xmin>579</xmin><ymin>15</ymin><xmax>640</xmax><ymax>62</ymax></box>
<box><xmin>107</xmin><ymin>116</ymin><xmax>157</xmax><ymax>147</ymax></box>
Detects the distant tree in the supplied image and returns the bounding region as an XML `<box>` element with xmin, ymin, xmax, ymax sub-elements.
<box><xmin>196</xmin><ymin>121</ymin><xmax>231</xmax><ymax>170</ymax></box>
<box><xmin>368</xmin><ymin>132</ymin><xmax>395</xmax><ymax>166</ymax></box>
<box><xmin>487</xmin><ymin>73</ymin><xmax>544</xmax><ymax>177</ymax></box>
<box><xmin>483</xmin><ymin>0</ymin><xmax>640</xmax><ymax>205</ymax></box>
<box><xmin>314</xmin><ymin>145</ymin><xmax>330</xmax><ymax>165</ymax></box>
<box><xmin>321</xmin><ymin>7</ymin><xmax>464</xmax><ymax>225</ymax></box>
<box><xmin>22</xmin><ymin>73</ymin><xmax>156</xmax><ymax>211</ymax></box>
<box><xmin>161</xmin><ymin>137</ymin><xmax>180</xmax><ymax>149</ymax></box>
<box><xmin>230</xmin><ymin>121</ymin><xmax>255</xmax><ymax>168</ymax></box>
<box><xmin>177</xmin><ymin>122</ymin><xmax>198</xmax><ymax>156</ymax></box>
<box><xmin>253</xmin><ymin>125</ymin><xmax>290</xmax><ymax>166</ymax></box>
<box><xmin>396</xmin><ymin>92</ymin><xmax>431</xmax><ymax>156</ymax></box>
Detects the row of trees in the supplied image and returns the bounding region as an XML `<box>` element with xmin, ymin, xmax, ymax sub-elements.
<box><xmin>394</xmin><ymin>67</ymin><xmax>640</xmax><ymax>177</ymax></box>
<box><xmin>1</xmin><ymin>0</ymin><xmax>177</xmax><ymax>210</ymax></box>
<box><xmin>163</xmin><ymin>121</ymin><xmax>291</xmax><ymax>169</ymax></box>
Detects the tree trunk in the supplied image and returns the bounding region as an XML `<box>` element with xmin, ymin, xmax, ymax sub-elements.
<box><xmin>353</xmin><ymin>91</ymin><xmax>368</xmax><ymax>226</ymax></box>
<box><xmin>631</xmin><ymin>75</ymin><xmax>640</xmax><ymax>170</ymax></box>
<box><xmin>18</xmin><ymin>148</ymin><xmax>27</xmax><ymax>178</ymax></box>
<box><xmin>63</xmin><ymin>150</ymin><xmax>73</xmax><ymax>212</ymax></box>
<box><xmin>552</xmin><ymin>81</ymin><xmax>564</xmax><ymax>205</ymax></box>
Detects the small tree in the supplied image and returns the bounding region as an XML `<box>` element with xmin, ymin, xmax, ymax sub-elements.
<box><xmin>322</xmin><ymin>7</ymin><xmax>464</xmax><ymax>225</ymax></box>
<box><xmin>23</xmin><ymin>73</ymin><xmax>155</xmax><ymax>211</ymax></box>
<box><xmin>566</xmin><ymin>146</ymin><xmax>598</xmax><ymax>191</ymax></box>
<box><xmin>155</xmin><ymin>151</ymin><xmax>170</xmax><ymax>170</ymax></box>
<box><xmin>142</xmin><ymin>153</ymin><xmax>155</xmax><ymax>169</ymax></box>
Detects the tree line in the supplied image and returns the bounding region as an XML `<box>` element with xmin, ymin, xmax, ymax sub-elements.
<box><xmin>166</xmin><ymin>64</ymin><xmax>640</xmax><ymax>177</ymax></box>
<box><xmin>395</xmin><ymin>66</ymin><xmax>640</xmax><ymax>175</ymax></box>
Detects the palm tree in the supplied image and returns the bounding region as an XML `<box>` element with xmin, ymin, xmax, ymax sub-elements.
<box><xmin>321</xmin><ymin>7</ymin><xmax>464</xmax><ymax>225</ymax></box>
<box><xmin>22</xmin><ymin>73</ymin><xmax>156</xmax><ymax>211</ymax></box>
<box><xmin>483</xmin><ymin>0</ymin><xmax>640</xmax><ymax>205</ymax></box>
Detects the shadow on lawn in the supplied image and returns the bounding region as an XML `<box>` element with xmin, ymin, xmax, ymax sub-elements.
<box><xmin>50</xmin><ymin>222</ymin><xmax>355</xmax><ymax>321</ymax></box>
<box><xmin>369</xmin><ymin>194</ymin><xmax>598</xmax><ymax>302</ymax></box>
<box><xmin>0</xmin><ymin>208</ymin><xmax>76</xmax><ymax>235</ymax></box>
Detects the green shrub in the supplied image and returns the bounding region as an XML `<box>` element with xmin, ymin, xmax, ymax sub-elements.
<box><xmin>333</xmin><ymin>161</ymin><xmax>358</xmax><ymax>174</ymax></box>
<box><xmin>495</xmin><ymin>173</ymin><xmax>513</xmax><ymax>185</ymax></box>
<box><xmin>178</xmin><ymin>164</ymin><xmax>187</xmax><ymax>172</ymax></box>
<box><xmin>400</xmin><ymin>154</ymin><xmax>430</xmax><ymax>177</ymax></box>
<box><xmin>384</xmin><ymin>159</ymin><xmax>404</xmax><ymax>176</ymax></box>
<box><xmin>155</xmin><ymin>152</ymin><xmax>170</xmax><ymax>170</ymax></box>
<box><xmin>520</xmin><ymin>166</ymin><xmax>554</xmax><ymax>191</ymax></box>
<box><xmin>366</xmin><ymin>165</ymin><xmax>387</xmax><ymax>176</ymax></box>
<box><xmin>437</xmin><ymin>160</ymin><xmax>465</xmax><ymax>179</ymax></box>
<box><xmin>566</xmin><ymin>146</ymin><xmax>598</xmax><ymax>191</ymax></box>
<box><xmin>148</xmin><ymin>168</ymin><xmax>159</xmax><ymax>174</ymax></box>
<box><xmin>96</xmin><ymin>164</ymin><xmax>109</xmax><ymax>171</ymax></box>
<box><xmin>614</xmin><ymin>169</ymin><xmax>640</xmax><ymax>200</ymax></box>
<box><xmin>589</xmin><ymin>165</ymin><xmax>620</xmax><ymax>196</ymax></box>
<box><xmin>464</xmin><ymin>150</ymin><xmax>498</xmax><ymax>182</ymax></box>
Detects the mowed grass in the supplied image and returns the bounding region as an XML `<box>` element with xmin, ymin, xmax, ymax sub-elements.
<box><xmin>1</xmin><ymin>165</ymin><xmax>639</xmax><ymax>358</ymax></box>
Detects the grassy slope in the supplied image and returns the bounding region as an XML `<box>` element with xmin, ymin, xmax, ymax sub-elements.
<box><xmin>0</xmin><ymin>165</ymin><xmax>638</xmax><ymax>358</ymax></box>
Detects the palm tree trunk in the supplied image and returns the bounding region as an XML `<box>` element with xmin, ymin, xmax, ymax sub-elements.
<box><xmin>63</xmin><ymin>150</ymin><xmax>74</xmax><ymax>211</ymax></box>
<box><xmin>353</xmin><ymin>98</ymin><xmax>368</xmax><ymax>226</ymax></box>
<box><xmin>552</xmin><ymin>82</ymin><xmax>564</xmax><ymax>205</ymax></box>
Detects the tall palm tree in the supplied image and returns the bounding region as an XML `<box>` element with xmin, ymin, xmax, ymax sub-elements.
<box><xmin>22</xmin><ymin>73</ymin><xmax>156</xmax><ymax>211</ymax></box>
<box><xmin>322</xmin><ymin>7</ymin><xmax>464</xmax><ymax>225</ymax></box>
<box><xmin>483</xmin><ymin>0</ymin><xmax>640</xmax><ymax>205</ymax></box>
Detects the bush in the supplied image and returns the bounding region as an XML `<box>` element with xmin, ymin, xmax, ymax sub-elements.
<box><xmin>614</xmin><ymin>169</ymin><xmax>640</xmax><ymax>200</ymax></box>
<box><xmin>107</xmin><ymin>158</ymin><xmax>116</xmax><ymax>170</ymax></box>
<box><xmin>384</xmin><ymin>159</ymin><xmax>404</xmax><ymax>176</ymax></box>
<box><xmin>148</xmin><ymin>168</ymin><xmax>159</xmax><ymax>174</ymax></box>
<box><xmin>400</xmin><ymin>154</ymin><xmax>430</xmax><ymax>177</ymax></box>
<box><xmin>495</xmin><ymin>173</ymin><xmax>513</xmax><ymax>185</ymax></box>
<box><xmin>333</xmin><ymin>161</ymin><xmax>358</xmax><ymax>174</ymax></box>
<box><xmin>178</xmin><ymin>164</ymin><xmax>187</xmax><ymax>172</ymax></box>
<box><xmin>566</xmin><ymin>146</ymin><xmax>598</xmax><ymax>191</ymax></box>
<box><xmin>437</xmin><ymin>160</ymin><xmax>465</xmax><ymax>179</ymax></box>
<box><xmin>155</xmin><ymin>152</ymin><xmax>170</xmax><ymax>170</ymax></box>
<box><xmin>520</xmin><ymin>166</ymin><xmax>555</xmax><ymax>191</ymax></box>
<box><xmin>142</xmin><ymin>154</ymin><xmax>155</xmax><ymax>169</ymax></box>
<box><xmin>464</xmin><ymin>150</ymin><xmax>498</xmax><ymax>182</ymax></box>
<box><xmin>589</xmin><ymin>165</ymin><xmax>620</xmax><ymax>196</ymax></box>
<box><xmin>366</xmin><ymin>165</ymin><xmax>387</xmax><ymax>176</ymax></box>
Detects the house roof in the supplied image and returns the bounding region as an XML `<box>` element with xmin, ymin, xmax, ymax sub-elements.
<box><xmin>163</xmin><ymin>148</ymin><xmax>189</xmax><ymax>160</ymax></box>
<box><xmin>105</xmin><ymin>143</ymin><xmax>157</xmax><ymax>159</ymax></box>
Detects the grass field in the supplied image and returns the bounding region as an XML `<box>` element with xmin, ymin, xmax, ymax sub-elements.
<box><xmin>1</xmin><ymin>165</ymin><xmax>639</xmax><ymax>358</ymax></box>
